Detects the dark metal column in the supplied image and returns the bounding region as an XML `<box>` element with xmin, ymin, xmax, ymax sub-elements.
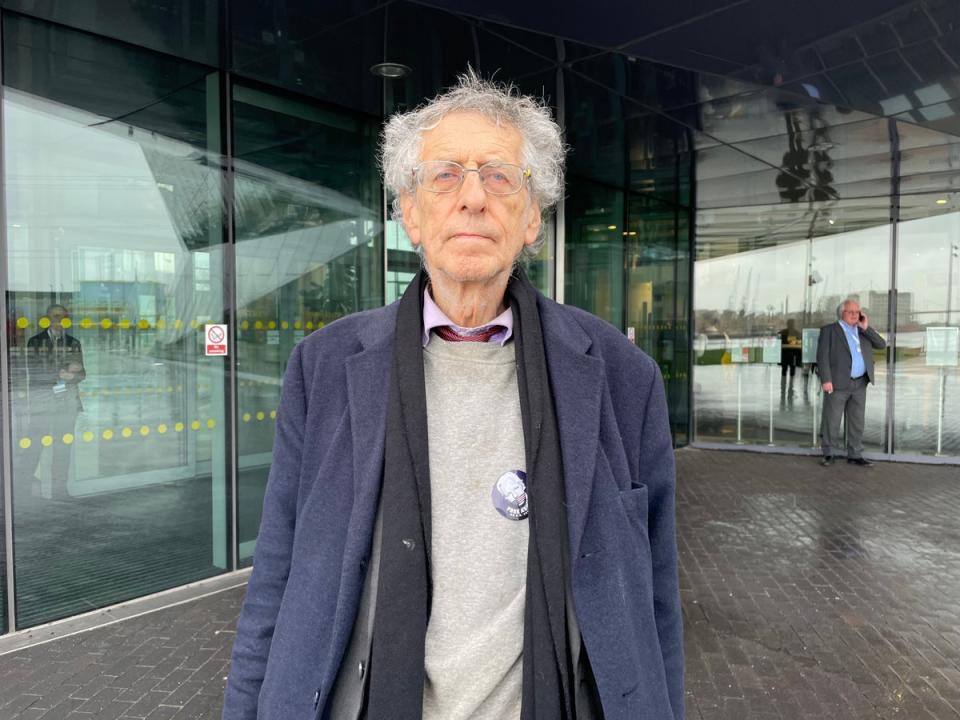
<box><xmin>885</xmin><ymin>118</ymin><xmax>900</xmax><ymax>456</ymax></box>
<box><xmin>0</xmin><ymin>10</ymin><xmax>18</xmax><ymax>634</ymax></box>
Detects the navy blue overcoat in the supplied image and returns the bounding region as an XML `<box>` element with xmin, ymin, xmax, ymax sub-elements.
<box><xmin>222</xmin><ymin>293</ymin><xmax>683</xmax><ymax>720</ymax></box>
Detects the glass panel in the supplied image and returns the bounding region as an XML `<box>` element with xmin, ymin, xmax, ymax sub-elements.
<box><xmin>233</xmin><ymin>84</ymin><xmax>383</xmax><ymax>566</ymax></box>
<box><xmin>694</xmin><ymin>204</ymin><xmax>891</xmax><ymax>450</ymax></box>
<box><xmin>4</xmin><ymin>14</ymin><xmax>228</xmax><ymax>628</ymax></box>
<box><xmin>232</xmin><ymin>1</ymin><xmax>383</xmax><ymax>114</ymax></box>
<box><xmin>563</xmin><ymin>54</ymin><xmax>695</xmax><ymax>444</ymax></box>
<box><xmin>565</xmin><ymin>179</ymin><xmax>625</xmax><ymax>329</ymax></box>
<box><xmin>3</xmin><ymin>1</ymin><xmax>219</xmax><ymax>66</ymax></box>
<box><xmin>627</xmin><ymin>191</ymin><xmax>691</xmax><ymax>444</ymax></box>
<box><xmin>893</xmin><ymin>210</ymin><xmax>960</xmax><ymax>455</ymax></box>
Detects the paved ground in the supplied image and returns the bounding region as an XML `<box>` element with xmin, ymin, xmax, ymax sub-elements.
<box><xmin>0</xmin><ymin>448</ymin><xmax>958</xmax><ymax>719</ymax></box>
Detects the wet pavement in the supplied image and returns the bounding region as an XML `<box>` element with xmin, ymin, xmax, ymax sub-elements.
<box><xmin>0</xmin><ymin>448</ymin><xmax>958</xmax><ymax>719</ymax></box>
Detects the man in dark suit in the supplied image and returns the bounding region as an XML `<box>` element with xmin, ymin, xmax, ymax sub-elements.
<box><xmin>816</xmin><ymin>299</ymin><xmax>886</xmax><ymax>467</ymax></box>
<box><xmin>21</xmin><ymin>303</ymin><xmax>85</xmax><ymax>498</ymax></box>
<box><xmin>223</xmin><ymin>72</ymin><xmax>683</xmax><ymax>720</ymax></box>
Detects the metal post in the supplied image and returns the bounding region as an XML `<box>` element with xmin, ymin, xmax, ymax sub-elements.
<box><xmin>768</xmin><ymin>364</ymin><xmax>775</xmax><ymax>446</ymax></box>
<box><xmin>812</xmin><ymin>384</ymin><xmax>819</xmax><ymax>448</ymax></box>
<box><xmin>937</xmin><ymin>365</ymin><xmax>945</xmax><ymax>456</ymax></box>
<box><xmin>736</xmin><ymin>368</ymin><xmax>743</xmax><ymax>444</ymax></box>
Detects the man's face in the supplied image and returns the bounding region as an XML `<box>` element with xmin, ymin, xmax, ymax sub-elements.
<box><xmin>48</xmin><ymin>307</ymin><xmax>68</xmax><ymax>333</ymax></box>
<box><xmin>841</xmin><ymin>303</ymin><xmax>860</xmax><ymax>324</ymax></box>
<box><xmin>399</xmin><ymin>112</ymin><xmax>541</xmax><ymax>285</ymax></box>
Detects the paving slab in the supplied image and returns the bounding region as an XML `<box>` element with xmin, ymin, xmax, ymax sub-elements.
<box><xmin>0</xmin><ymin>448</ymin><xmax>957</xmax><ymax>719</ymax></box>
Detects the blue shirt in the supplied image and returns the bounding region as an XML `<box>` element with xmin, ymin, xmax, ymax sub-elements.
<box><xmin>839</xmin><ymin>320</ymin><xmax>866</xmax><ymax>378</ymax></box>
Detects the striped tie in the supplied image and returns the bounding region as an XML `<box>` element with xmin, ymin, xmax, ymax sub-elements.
<box><xmin>433</xmin><ymin>325</ymin><xmax>504</xmax><ymax>343</ymax></box>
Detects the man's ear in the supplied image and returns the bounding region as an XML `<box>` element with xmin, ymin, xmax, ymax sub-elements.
<box><xmin>400</xmin><ymin>192</ymin><xmax>421</xmax><ymax>247</ymax></box>
<box><xmin>523</xmin><ymin>199</ymin><xmax>542</xmax><ymax>247</ymax></box>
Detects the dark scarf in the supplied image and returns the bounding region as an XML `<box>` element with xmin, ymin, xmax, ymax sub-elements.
<box><xmin>366</xmin><ymin>268</ymin><xmax>573</xmax><ymax>720</ymax></box>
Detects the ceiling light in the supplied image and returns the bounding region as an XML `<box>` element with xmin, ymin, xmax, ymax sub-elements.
<box><xmin>936</xmin><ymin>198</ymin><xmax>948</xmax><ymax>205</ymax></box>
<box><xmin>370</xmin><ymin>62</ymin><xmax>411</xmax><ymax>79</ymax></box>
<box><xmin>607</xmin><ymin>225</ymin><xmax>617</xmax><ymax>230</ymax></box>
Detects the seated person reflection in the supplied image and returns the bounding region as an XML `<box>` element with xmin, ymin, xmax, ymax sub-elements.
<box><xmin>21</xmin><ymin>303</ymin><xmax>85</xmax><ymax>499</ymax></box>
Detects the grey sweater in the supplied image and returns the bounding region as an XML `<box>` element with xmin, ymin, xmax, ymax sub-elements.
<box><xmin>421</xmin><ymin>337</ymin><xmax>528</xmax><ymax>720</ymax></box>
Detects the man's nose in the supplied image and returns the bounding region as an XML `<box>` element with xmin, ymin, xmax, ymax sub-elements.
<box><xmin>457</xmin><ymin>170</ymin><xmax>487</xmax><ymax>212</ymax></box>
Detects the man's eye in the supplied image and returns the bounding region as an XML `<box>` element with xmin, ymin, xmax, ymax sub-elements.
<box><xmin>434</xmin><ymin>171</ymin><xmax>459</xmax><ymax>181</ymax></box>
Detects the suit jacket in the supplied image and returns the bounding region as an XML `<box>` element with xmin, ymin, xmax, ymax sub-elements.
<box><xmin>222</xmin><ymin>293</ymin><xmax>683</xmax><ymax>720</ymax></box>
<box><xmin>816</xmin><ymin>322</ymin><xmax>886</xmax><ymax>390</ymax></box>
<box><xmin>24</xmin><ymin>329</ymin><xmax>85</xmax><ymax>412</ymax></box>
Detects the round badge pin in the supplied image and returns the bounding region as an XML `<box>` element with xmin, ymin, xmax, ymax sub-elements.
<box><xmin>492</xmin><ymin>470</ymin><xmax>529</xmax><ymax>521</ymax></box>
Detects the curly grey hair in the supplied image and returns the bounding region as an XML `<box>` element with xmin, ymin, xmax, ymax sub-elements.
<box><xmin>380</xmin><ymin>69</ymin><xmax>565</xmax><ymax>263</ymax></box>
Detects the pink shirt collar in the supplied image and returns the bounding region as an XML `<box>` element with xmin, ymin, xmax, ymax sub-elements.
<box><xmin>421</xmin><ymin>288</ymin><xmax>514</xmax><ymax>347</ymax></box>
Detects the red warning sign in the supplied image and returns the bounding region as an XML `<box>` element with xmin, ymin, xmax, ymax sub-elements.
<box><xmin>205</xmin><ymin>324</ymin><xmax>228</xmax><ymax>356</ymax></box>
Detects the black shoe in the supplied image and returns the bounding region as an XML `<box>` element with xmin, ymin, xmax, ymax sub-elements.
<box><xmin>847</xmin><ymin>457</ymin><xmax>873</xmax><ymax>467</ymax></box>
<box><xmin>820</xmin><ymin>456</ymin><xmax>834</xmax><ymax>467</ymax></box>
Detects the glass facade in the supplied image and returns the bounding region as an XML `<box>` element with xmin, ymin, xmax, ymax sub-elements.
<box><xmin>0</xmin><ymin>0</ymin><xmax>957</xmax><ymax>634</ymax></box>
<box><xmin>693</xmin><ymin>94</ymin><xmax>960</xmax><ymax>457</ymax></box>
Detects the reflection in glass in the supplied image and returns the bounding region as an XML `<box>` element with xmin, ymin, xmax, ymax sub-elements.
<box><xmin>4</xmin><ymin>16</ymin><xmax>228</xmax><ymax>628</ymax></box>
<box><xmin>894</xmin><ymin>212</ymin><xmax>960</xmax><ymax>455</ymax></box>
<box><xmin>232</xmin><ymin>85</ymin><xmax>383</xmax><ymax>565</ymax></box>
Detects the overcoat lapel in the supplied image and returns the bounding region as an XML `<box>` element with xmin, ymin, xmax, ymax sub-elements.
<box><xmin>325</xmin><ymin>314</ymin><xmax>395</xmax><ymax>679</ymax></box>
<box><xmin>539</xmin><ymin>300</ymin><xmax>604</xmax><ymax>559</ymax></box>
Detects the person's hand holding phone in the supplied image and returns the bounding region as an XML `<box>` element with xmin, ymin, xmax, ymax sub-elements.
<box><xmin>858</xmin><ymin>312</ymin><xmax>868</xmax><ymax>330</ymax></box>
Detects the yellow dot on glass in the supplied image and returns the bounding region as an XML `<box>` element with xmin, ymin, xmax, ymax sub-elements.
<box><xmin>306</xmin><ymin>321</ymin><xmax>314</xmax><ymax>330</ymax></box>
<box><xmin>121</xmin><ymin>427</ymin><xmax>133</xmax><ymax>438</ymax></box>
<box><xmin>80</xmin><ymin>318</ymin><xmax>93</xmax><ymax>329</ymax></box>
<box><xmin>101</xmin><ymin>318</ymin><xmax>112</xmax><ymax>329</ymax></box>
<box><xmin>256</xmin><ymin>411</ymin><xmax>265</xmax><ymax>421</ymax></box>
<box><xmin>174</xmin><ymin>319</ymin><xmax>183</xmax><ymax>329</ymax></box>
<box><xmin>166</xmin><ymin>386</ymin><xmax>173</xmax><ymax>392</ymax></box>
<box><xmin>16</xmin><ymin>317</ymin><xmax>28</xmax><ymax>329</ymax></box>
<box><xmin>119</xmin><ymin>319</ymin><xmax>130</xmax><ymax>329</ymax></box>
<box><xmin>158</xmin><ymin>424</ymin><xmax>168</xmax><ymax>434</ymax></box>
<box><xmin>62</xmin><ymin>433</ymin><xmax>74</xmax><ymax>445</ymax></box>
<box><xmin>156</xmin><ymin>318</ymin><xmax>166</xmax><ymax>329</ymax></box>
<box><xmin>294</xmin><ymin>320</ymin><xmax>302</xmax><ymax>329</ymax></box>
<box><xmin>82</xmin><ymin>431</ymin><xmax>94</xmax><ymax>442</ymax></box>
<box><xmin>138</xmin><ymin>319</ymin><xmax>150</xmax><ymax>329</ymax></box>
<box><xmin>242</xmin><ymin>413</ymin><xmax>251</xmax><ymax>422</ymax></box>
<box><xmin>190</xmin><ymin>319</ymin><xmax>198</xmax><ymax>329</ymax></box>
<box><xmin>191</xmin><ymin>420</ymin><xmax>201</xmax><ymax>430</ymax></box>
<box><xmin>268</xmin><ymin>320</ymin><xmax>277</xmax><ymax>330</ymax></box>
<box><xmin>240</xmin><ymin>320</ymin><xmax>249</xmax><ymax>330</ymax></box>
<box><xmin>174</xmin><ymin>422</ymin><xmax>185</xmax><ymax>432</ymax></box>
<box><xmin>139</xmin><ymin>425</ymin><xmax>150</xmax><ymax>436</ymax></box>
<box><xmin>103</xmin><ymin>429</ymin><xmax>114</xmax><ymax>440</ymax></box>
<box><xmin>39</xmin><ymin>317</ymin><xmax>51</xmax><ymax>329</ymax></box>
<box><xmin>254</xmin><ymin>320</ymin><xmax>264</xmax><ymax>330</ymax></box>
<box><xmin>18</xmin><ymin>437</ymin><xmax>31</xmax><ymax>449</ymax></box>
<box><xmin>41</xmin><ymin>435</ymin><xmax>53</xmax><ymax>447</ymax></box>
<box><xmin>269</xmin><ymin>410</ymin><xmax>277</xmax><ymax>419</ymax></box>
<box><xmin>61</xmin><ymin>318</ymin><xmax>72</xmax><ymax>328</ymax></box>
<box><xmin>281</xmin><ymin>321</ymin><xmax>289</xmax><ymax>329</ymax></box>
<box><xmin>317</xmin><ymin>321</ymin><xmax>325</xmax><ymax>329</ymax></box>
<box><xmin>207</xmin><ymin>419</ymin><xmax>216</xmax><ymax>429</ymax></box>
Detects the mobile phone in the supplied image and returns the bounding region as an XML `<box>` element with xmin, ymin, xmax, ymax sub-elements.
<box><xmin>859</xmin><ymin>313</ymin><xmax>865</xmax><ymax>322</ymax></box>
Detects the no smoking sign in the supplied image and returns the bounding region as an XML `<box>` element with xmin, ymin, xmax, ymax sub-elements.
<box><xmin>205</xmin><ymin>324</ymin><xmax>229</xmax><ymax>356</ymax></box>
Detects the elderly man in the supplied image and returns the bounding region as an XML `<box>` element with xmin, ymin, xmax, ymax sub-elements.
<box><xmin>222</xmin><ymin>72</ymin><xmax>682</xmax><ymax>720</ymax></box>
<box><xmin>817</xmin><ymin>299</ymin><xmax>886</xmax><ymax>467</ymax></box>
